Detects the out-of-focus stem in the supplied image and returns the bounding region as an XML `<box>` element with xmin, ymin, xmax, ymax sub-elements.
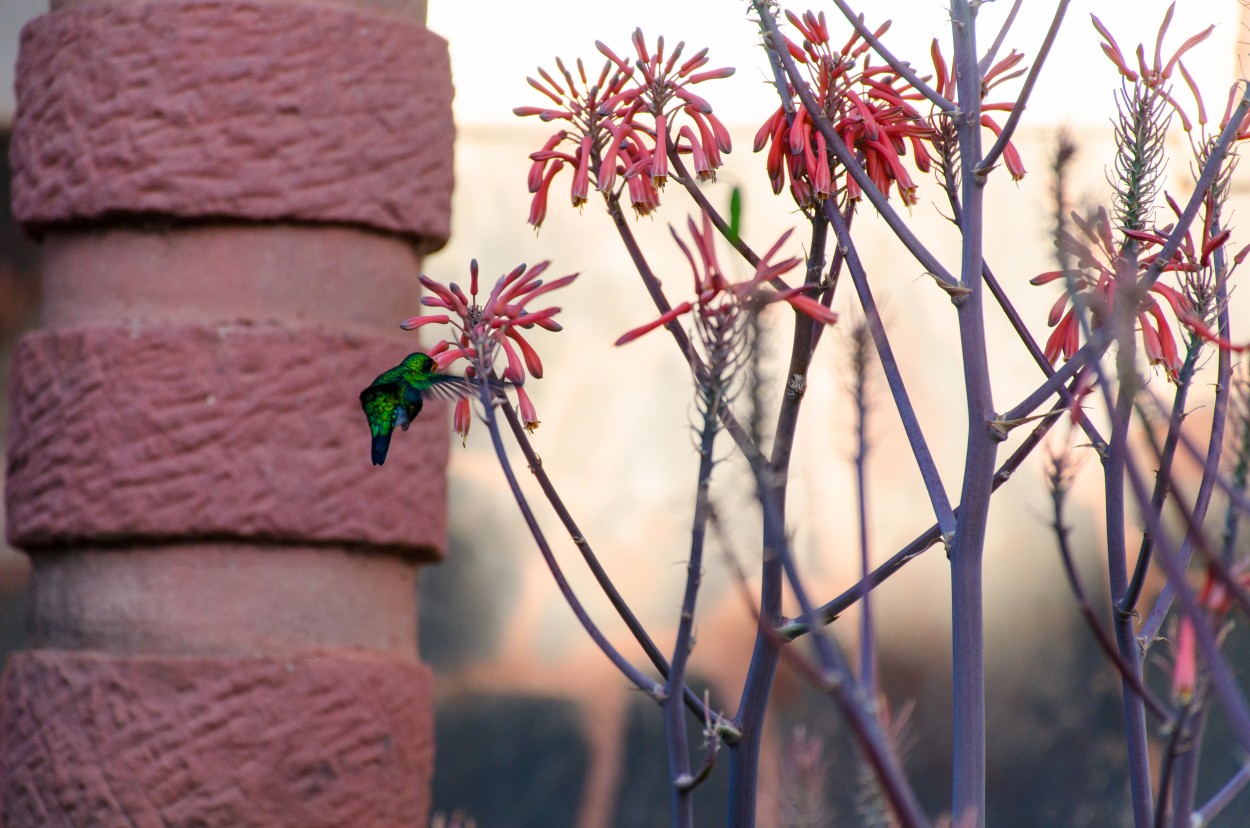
<box><xmin>663</xmin><ymin>395</ymin><xmax>720</xmax><ymax>827</ymax></box>
<box><xmin>1121</xmin><ymin>337</ymin><xmax>1203</xmax><ymax>616</ymax></box>
<box><xmin>1194</xmin><ymin>761</ymin><xmax>1250</xmax><ymax>826</ymax></box>
<box><xmin>729</xmin><ymin>214</ymin><xmax>827</xmax><ymax>827</ymax></box>
<box><xmin>852</xmin><ymin>325</ymin><xmax>876</xmax><ymax>697</ymax></box>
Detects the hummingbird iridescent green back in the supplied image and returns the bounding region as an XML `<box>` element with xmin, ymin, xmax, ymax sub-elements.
<box><xmin>359</xmin><ymin>352</ymin><xmax>477</xmax><ymax>465</ymax></box>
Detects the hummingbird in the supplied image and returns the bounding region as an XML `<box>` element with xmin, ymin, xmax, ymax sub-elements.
<box><xmin>359</xmin><ymin>352</ymin><xmax>480</xmax><ymax>466</ymax></box>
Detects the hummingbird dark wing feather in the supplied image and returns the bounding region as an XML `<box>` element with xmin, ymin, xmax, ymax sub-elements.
<box><xmin>421</xmin><ymin>374</ymin><xmax>482</xmax><ymax>403</ymax></box>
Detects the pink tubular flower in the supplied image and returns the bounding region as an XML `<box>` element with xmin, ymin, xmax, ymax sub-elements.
<box><xmin>616</xmin><ymin>215</ymin><xmax>836</xmax><ymax>348</ymax></box>
<box><xmin>1172</xmin><ymin>566</ymin><xmax>1249</xmax><ymax>704</ymax></box>
<box><xmin>405</xmin><ymin>258</ymin><xmax>576</xmax><ymax>441</ymax></box>
<box><xmin>1028</xmin><ymin>201</ymin><xmax>1242</xmax><ymax>381</ymax></box>
<box><xmin>516</xmin><ymin>32</ymin><xmax>734</xmax><ymax>226</ymax></box>
<box><xmin>756</xmin><ymin>11</ymin><xmax>935</xmax><ymax>210</ymax></box>
<box><xmin>1092</xmin><ymin>5</ymin><xmax>1214</xmax><ymax>133</ymax></box>
<box><xmin>929</xmin><ymin>40</ymin><xmax>1028</xmax><ymax>181</ymax></box>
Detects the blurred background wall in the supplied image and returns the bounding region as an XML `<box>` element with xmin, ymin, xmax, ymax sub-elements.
<box><xmin>3</xmin><ymin>1</ymin><xmax>1250</xmax><ymax>825</ymax></box>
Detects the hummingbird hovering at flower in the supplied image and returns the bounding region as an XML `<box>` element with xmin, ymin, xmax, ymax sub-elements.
<box><xmin>360</xmin><ymin>352</ymin><xmax>480</xmax><ymax>466</ymax></box>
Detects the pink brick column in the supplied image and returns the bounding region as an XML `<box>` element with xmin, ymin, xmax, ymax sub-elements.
<box><xmin>3</xmin><ymin>1</ymin><xmax>454</xmax><ymax>824</ymax></box>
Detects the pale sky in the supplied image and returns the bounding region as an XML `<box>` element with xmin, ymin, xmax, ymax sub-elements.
<box><xmin>1</xmin><ymin>1</ymin><xmax>1244</xmax><ymax>127</ymax></box>
<box><xmin>428</xmin><ymin>0</ymin><xmax>1244</xmax><ymax>126</ymax></box>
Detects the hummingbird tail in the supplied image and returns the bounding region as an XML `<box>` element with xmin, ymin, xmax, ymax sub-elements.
<box><xmin>371</xmin><ymin>433</ymin><xmax>392</xmax><ymax>466</ymax></box>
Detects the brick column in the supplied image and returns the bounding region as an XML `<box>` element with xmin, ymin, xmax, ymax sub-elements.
<box><xmin>3</xmin><ymin>1</ymin><xmax>453</xmax><ymax>824</ymax></box>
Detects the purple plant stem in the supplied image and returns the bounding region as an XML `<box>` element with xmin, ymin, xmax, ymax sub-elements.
<box><xmin>1168</xmin><ymin>697</ymin><xmax>1208</xmax><ymax>828</ymax></box>
<box><xmin>1120</xmin><ymin>336</ymin><xmax>1204</xmax><ymax>616</ymax></box>
<box><xmin>499</xmin><ymin>400</ymin><xmax>737</xmax><ymax>737</ymax></box>
<box><xmin>942</xmin><ymin>182</ymin><xmax>1105</xmax><ymax>448</ymax></box>
<box><xmin>1153</xmin><ymin>703</ymin><xmax>1191</xmax><ymax>828</ymax></box>
<box><xmin>784</xmin><ymin>390</ymin><xmax>1075</xmax><ymax>641</ymax></box>
<box><xmin>729</xmin><ymin>215</ymin><xmax>828</xmax><ymax>827</ymax></box>
<box><xmin>948</xmin><ymin>4</ymin><xmax>996</xmax><ymax>823</ymax></box>
<box><xmin>977</xmin><ymin>0</ymin><xmax>1023</xmax><ymax>75</ymax></box>
<box><xmin>998</xmin><ymin>339</ymin><xmax>1094</xmax><ymax>423</ymax></box>
<box><xmin>742</xmin><ymin>426</ymin><xmax>929</xmax><ymax>827</ymax></box>
<box><xmin>1049</xmin><ymin>477</ymin><xmax>1170</xmax><ymax>722</ymax></box>
<box><xmin>1194</xmin><ymin>761</ymin><xmax>1250</xmax><ymax>825</ymax></box>
<box><xmin>1104</xmin><ymin>336</ymin><xmax>1155</xmax><ymax>828</ymax></box>
<box><xmin>975</xmin><ymin>0</ymin><xmax>1071</xmax><ymax>180</ymax></box>
<box><xmin>1140</xmin><ymin>238</ymin><xmax>1234</xmax><ymax>646</ymax></box>
<box><xmin>663</xmin><ymin>399</ymin><xmax>720</xmax><ymax>827</ymax></box>
<box><xmin>824</xmin><ymin>201</ymin><xmax>957</xmax><ymax>538</ymax></box>
<box><xmin>477</xmin><ymin>382</ymin><xmax>663</xmax><ymax>699</ymax></box>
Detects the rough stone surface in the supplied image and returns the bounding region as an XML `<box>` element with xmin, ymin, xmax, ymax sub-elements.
<box><xmin>5</xmin><ymin>324</ymin><xmax>450</xmax><ymax>556</ymax></box>
<box><xmin>12</xmin><ymin>0</ymin><xmax>454</xmax><ymax>243</ymax></box>
<box><xmin>1</xmin><ymin>650</ymin><xmax>433</xmax><ymax>827</ymax></box>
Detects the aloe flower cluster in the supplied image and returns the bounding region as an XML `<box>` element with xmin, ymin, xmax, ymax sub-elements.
<box><xmin>401</xmin><ymin>260</ymin><xmax>576</xmax><ymax>439</ymax></box>
<box><xmin>615</xmin><ymin>215</ymin><xmax>837</xmax><ymax>353</ymax></box>
<box><xmin>755</xmin><ymin>11</ymin><xmax>934</xmax><ymax>208</ymax></box>
<box><xmin>1032</xmin><ymin>207</ymin><xmax>1196</xmax><ymax>380</ymax></box>
<box><xmin>516</xmin><ymin>30</ymin><xmax>735</xmax><ymax>226</ymax></box>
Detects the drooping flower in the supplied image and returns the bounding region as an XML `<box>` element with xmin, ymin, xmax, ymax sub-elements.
<box><xmin>516</xmin><ymin>32</ymin><xmax>734</xmax><ymax>226</ymax></box>
<box><xmin>401</xmin><ymin>259</ymin><xmax>575</xmax><ymax>440</ymax></box>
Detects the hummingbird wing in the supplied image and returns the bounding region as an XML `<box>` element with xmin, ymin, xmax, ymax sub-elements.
<box><xmin>421</xmin><ymin>374</ymin><xmax>482</xmax><ymax>404</ymax></box>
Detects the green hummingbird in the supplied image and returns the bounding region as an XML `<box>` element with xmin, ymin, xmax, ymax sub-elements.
<box><xmin>359</xmin><ymin>352</ymin><xmax>479</xmax><ymax>466</ymax></box>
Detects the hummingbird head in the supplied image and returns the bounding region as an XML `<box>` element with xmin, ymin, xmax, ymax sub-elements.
<box><xmin>401</xmin><ymin>352</ymin><xmax>437</xmax><ymax>374</ymax></box>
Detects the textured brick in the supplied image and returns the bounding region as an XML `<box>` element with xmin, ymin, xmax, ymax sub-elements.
<box><xmin>12</xmin><ymin>0</ymin><xmax>454</xmax><ymax>243</ymax></box>
<box><xmin>5</xmin><ymin>324</ymin><xmax>450</xmax><ymax>555</ymax></box>
<box><xmin>1</xmin><ymin>650</ymin><xmax>433</xmax><ymax>827</ymax></box>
